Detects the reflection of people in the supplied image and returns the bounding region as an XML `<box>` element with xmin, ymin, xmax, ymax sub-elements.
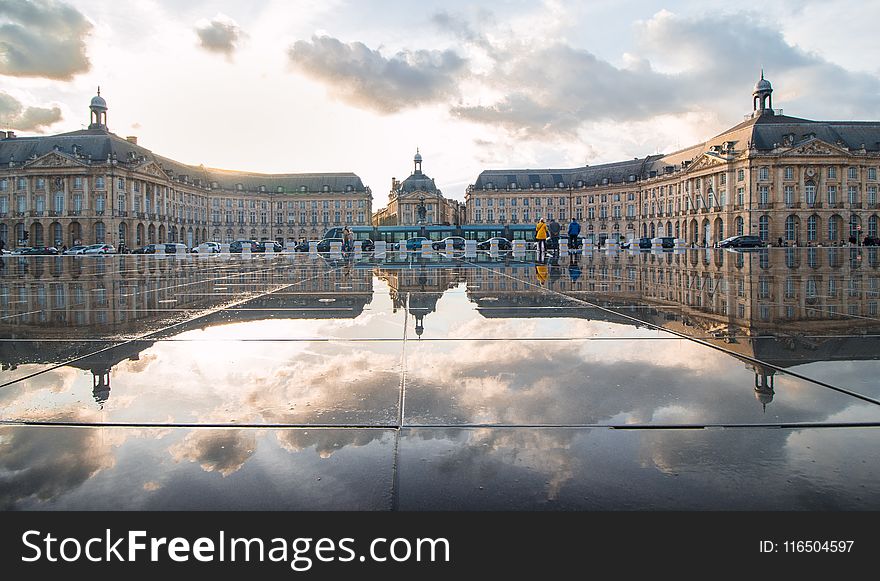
<box><xmin>342</xmin><ymin>227</ymin><xmax>353</xmax><ymax>251</ymax></box>
<box><xmin>535</xmin><ymin>219</ymin><xmax>548</xmax><ymax>254</ymax></box>
<box><xmin>535</xmin><ymin>263</ymin><xmax>548</xmax><ymax>284</ymax></box>
<box><xmin>568</xmin><ymin>255</ymin><xmax>581</xmax><ymax>282</ymax></box>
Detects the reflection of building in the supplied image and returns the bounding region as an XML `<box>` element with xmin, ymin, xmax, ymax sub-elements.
<box><xmin>0</xmin><ymin>91</ymin><xmax>371</xmax><ymax>249</ymax></box>
<box><xmin>467</xmin><ymin>75</ymin><xmax>880</xmax><ymax>246</ymax></box>
<box><xmin>378</xmin><ymin>263</ymin><xmax>461</xmax><ymax>336</ymax></box>
<box><xmin>373</xmin><ymin>150</ymin><xmax>459</xmax><ymax>226</ymax></box>
<box><xmin>0</xmin><ymin>257</ymin><xmax>374</xmax><ymax>406</ymax></box>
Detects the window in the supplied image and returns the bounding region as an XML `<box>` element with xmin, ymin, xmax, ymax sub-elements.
<box><xmin>737</xmin><ymin>188</ymin><xmax>744</xmax><ymax>206</ymax></box>
<box><xmin>735</xmin><ymin>216</ymin><xmax>744</xmax><ymax>236</ymax></box>
<box><xmin>869</xmin><ymin>186</ymin><xmax>877</xmax><ymax>206</ymax></box>
<box><xmin>35</xmin><ymin>194</ymin><xmax>45</xmax><ymax>212</ymax></box>
<box><xmin>759</xmin><ymin>215</ymin><xmax>769</xmax><ymax>241</ymax></box>
<box><xmin>54</xmin><ymin>192</ymin><xmax>64</xmax><ymax>212</ymax></box>
<box><xmin>759</xmin><ymin>186</ymin><xmax>769</xmax><ymax>205</ymax></box>
<box><xmin>850</xmin><ymin>215</ymin><xmax>860</xmax><ymax>239</ymax></box>
<box><xmin>827</xmin><ymin>185</ymin><xmax>838</xmax><ymax>205</ymax></box>
<box><xmin>785</xmin><ymin>215</ymin><xmax>797</xmax><ymax>241</ymax></box>
<box><xmin>95</xmin><ymin>177</ymin><xmax>105</xmax><ymax>189</ymax></box>
<box><xmin>807</xmin><ymin>215</ymin><xmax>818</xmax><ymax>241</ymax></box>
<box><xmin>0</xmin><ymin>179</ymin><xmax>6</xmax><ymax>191</ymax></box>
<box><xmin>784</xmin><ymin>186</ymin><xmax>794</xmax><ymax>207</ymax></box>
<box><xmin>869</xmin><ymin>168</ymin><xmax>877</xmax><ymax>181</ymax></box>
<box><xmin>475</xmin><ymin>198</ymin><xmax>481</xmax><ymax>207</ymax></box>
<box><xmin>559</xmin><ymin>197</ymin><xmax>566</xmax><ymax>205</ymax></box>
<box><xmin>829</xmin><ymin>216</ymin><xmax>840</xmax><ymax>241</ymax></box>
<box><xmin>737</xmin><ymin>169</ymin><xmax>745</xmax><ymax>181</ymax></box>
<box><xmin>848</xmin><ymin>186</ymin><xmax>858</xmax><ymax>204</ymax></box>
<box><xmin>759</xmin><ymin>167</ymin><xmax>769</xmax><ymax>181</ymax></box>
<box><xmin>869</xmin><ymin>215</ymin><xmax>878</xmax><ymax>237</ymax></box>
<box><xmin>487</xmin><ymin>198</ymin><xmax>494</xmax><ymax>207</ymax></box>
<box><xmin>95</xmin><ymin>194</ymin><xmax>105</xmax><ymax>212</ymax></box>
<box><xmin>828</xmin><ymin>166</ymin><xmax>837</xmax><ymax>179</ymax></box>
<box><xmin>805</xmin><ymin>184</ymin><xmax>817</xmax><ymax>206</ymax></box>
<box><xmin>848</xmin><ymin>167</ymin><xmax>858</xmax><ymax>180</ymax></box>
<box><xmin>36</xmin><ymin>178</ymin><xmax>45</xmax><ymax>190</ymax></box>
<box><xmin>784</xmin><ymin>167</ymin><xmax>794</xmax><ymax>180</ymax></box>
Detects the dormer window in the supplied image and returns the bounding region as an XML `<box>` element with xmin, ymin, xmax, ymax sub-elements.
<box><xmin>322</xmin><ymin>185</ymin><xmax>330</xmax><ymax>192</ymax></box>
<box><xmin>601</xmin><ymin>178</ymin><xmax>609</xmax><ymax>185</ymax></box>
<box><xmin>509</xmin><ymin>182</ymin><xmax>517</xmax><ymax>190</ymax></box>
<box><xmin>277</xmin><ymin>186</ymin><xmax>284</xmax><ymax>193</ymax></box>
<box><xmin>259</xmin><ymin>185</ymin><xmax>266</xmax><ymax>192</ymax></box>
<box><xmin>576</xmin><ymin>180</ymin><xmax>583</xmax><ymax>187</ymax></box>
<box><xmin>345</xmin><ymin>185</ymin><xmax>353</xmax><ymax>192</ymax></box>
<box><xmin>485</xmin><ymin>181</ymin><xmax>493</xmax><ymax>189</ymax></box>
<box><xmin>236</xmin><ymin>183</ymin><xmax>243</xmax><ymax>191</ymax></box>
<box><xmin>300</xmin><ymin>186</ymin><xmax>307</xmax><ymax>192</ymax></box>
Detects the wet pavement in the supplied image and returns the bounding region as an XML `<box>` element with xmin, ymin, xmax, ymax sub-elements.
<box><xmin>1</xmin><ymin>247</ymin><xmax>879</xmax><ymax>509</ymax></box>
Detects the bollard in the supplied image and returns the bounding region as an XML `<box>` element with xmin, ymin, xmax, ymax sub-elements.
<box><xmin>329</xmin><ymin>241</ymin><xmax>342</xmax><ymax>255</ymax></box>
<box><xmin>220</xmin><ymin>243</ymin><xmax>230</xmax><ymax>254</ymax></box>
<box><xmin>444</xmin><ymin>239</ymin><xmax>453</xmax><ymax>252</ymax></box>
<box><xmin>155</xmin><ymin>244</ymin><xmax>165</xmax><ymax>257</ymax></box>
<box><xmin>241</xmin><ymin>244</ymin><xmax>252</xmax><ymax>257</ymax></box>
<box><xmin>651</xmin><ymin>237</ymin><xmax>663</xmax><ymax>251</ymax></box>
<box><xmin>353</xmin><ymin>240</ymin><xmax>363</xmax><ymax>257</ymax></box>
<box><xmin>373</xmin><ymin>240</ymin><xmax>387</xmax><ymax>254</ymax></box>
<box><xmin>421</xmin><ymin>240</ymin><xmax>433</xmax><ymax>254</ymax></box>
<box><xmin>489</xmin><ymin>238</ymin><xmax>499</xmax><ymax>252</ymax></box>
<box><xmin>198</xmin><ymin>243</ymin><xmax>210</xmax><ymax>255</ymax></box>
<box><xmin>512</xmin><ymin>239</ymin><xmax>526</xmax><ymax>254</ymax></box>
<box><xmin>308</xmin><ymin>241</ymin><xmax>318</xmax><ymax>254</ymax></box>
<box><xmin>605</xmin><ymin>239</ymin><xmax>618</xmax><ymax>253</ymax></box>
<box><xmin>285</xmin><ymin>242</ymin><xmax>296</xmax><ymax>253</ymax></box>
<box><xmin>559</xmin><ymin>239</ymin><xmax>569</xmax><ymax>253</ymax></box>
<box><xmin>464</xmin><ymin>239</ymin><xmax>477</xmax><ymax>257</ymax></box>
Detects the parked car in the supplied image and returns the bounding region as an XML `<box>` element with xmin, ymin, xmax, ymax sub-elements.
<box><xmin>432</xmin><ymin>236</ymin><xmax>466</xmax><ymax>251</ymax></box>
<box><xmin>394</xmin><ymin>237</ymin><xmax>430</xmax><ymax>251</ymax></box>
<box><xmin>719</xmin><ymin>235</ymin><xmax>765</xmax><ymax>248</ymax></box>
<box><xmin>294</xmin><ymin>240</ymin><xmax>319</xmax><ymax>252</ymax></box>
<box><xmin>476</xmin><ymin>237</ymin><xmax>512</xmax><ymax>251</ymax></box>
<box><xmin>162</xmin><ymin>243</ymin><xmax>189</xmax><ymax>254</ymax></box>
<box><xmin>12</xmin><ymin>246</ymin><xmax>58</xmax><ymax>255</ymax></box>
<box><xmin>191</xmin><ymin>241</ymin><xmax>221</xmax><ymax>253</ymax></box>
<box><xmin>131</xmin><ymin>244</ymin><xmax>156</xmax><ymax>254</ymax></box>
<box><xmin>229</xmin><ymin>239</ymin><xmax>258</xmax><ymax>253</ymax></box>
<box><xmin>62</xmin><ymin>245</ymin><xmax>87</xmax><ymax>255</ymax></box>
<box><xmin>256</xmin><ymin>240</ymin><xmax>282</xmax><ymax>253</ymax></box>
<box><xmin>83</xmin><ymin>243</ymin><xmax>115</xmax><ymax>254</ymax></box>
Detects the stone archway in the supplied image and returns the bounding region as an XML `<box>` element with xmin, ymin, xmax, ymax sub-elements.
<box><xmin>136</xmin><ymin>223</ymin><xmax>145</xmax><ymax>246</ymax></box>
<box><xmin>158</xmin><ymin>224</ymin><xmax>166</xmax><ymax>243</ymax></box>
<box><xmin>148</xmin><ymin>224</ymin><xmax>156</xmax><ymax>244</ymax></box>
<box><xmin>713</xmin><ymin>217</ymin><xmax>724</xmax><ymax>245</ymax></box>
<box><xmin>69</xmin><ymin>221</ymin><xmax>82</xmax><ymax>246</ymax></box>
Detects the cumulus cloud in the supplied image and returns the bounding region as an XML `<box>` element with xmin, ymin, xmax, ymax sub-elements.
<box><xmin>0</xmin><ymin>0</ymin><xmax>92</xmax><ymax>79</ymax></box>
<box><xmin>194</xmin><ymin>13</ymin><xmax>244</xmax><ymax>58</ymax></box>
<box><xmin>287</xmin><ymin>35</ymin><xmax>467</xmax><ymax>113</ymax></box>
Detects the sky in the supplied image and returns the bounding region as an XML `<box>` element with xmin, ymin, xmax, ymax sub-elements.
<box><xmin>2</xmin><ymin>0</ymin><xmax>880</xmax><ymax>208</ymax></box>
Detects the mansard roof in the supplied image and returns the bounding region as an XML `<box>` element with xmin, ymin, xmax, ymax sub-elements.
<box><xmin>0</xmin><ymin>129</ymin><xmax>368</xmax><ymax>193</ymax></box>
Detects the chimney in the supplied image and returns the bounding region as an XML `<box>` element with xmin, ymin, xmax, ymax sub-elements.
<box><xmin>126</xmin><ymin>136</ymin><xmax>138</xmax><ymax>145</ymax></box>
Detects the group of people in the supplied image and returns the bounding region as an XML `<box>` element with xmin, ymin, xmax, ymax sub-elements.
<box><xmin>535</xmin><ymin>217</ymin><xmax>581</xmax><ymax>254</ymax></box>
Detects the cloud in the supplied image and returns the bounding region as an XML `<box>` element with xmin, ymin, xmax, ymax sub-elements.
<box><xmin>0</xmin><ymin>0</ymin><xmax>92</xmax><ymax>80</ymax></box>
<box><xmin>194</xmin><ymin>13</ymin><xmax>244</xmax><ymax>58</ymax></box>
<box><xmin>287</xmin><ymin>35</ymin><xmax>467</xmax><ymax>113</ymax></box>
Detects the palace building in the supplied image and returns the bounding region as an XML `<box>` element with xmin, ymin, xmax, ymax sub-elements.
<box><xmin>372</xmin><ymin>149</ymin><xmax>462</xmax><ymax>226</ymax></box>
<box><xmin>0</xmin><ymin>90</ymin><xmax>372</xmax><ymax>249</ymax></box>
<box><xmin>466</xmin><ymin>74</ymin><xmax>880</xmax><ymax>246</ymax></box>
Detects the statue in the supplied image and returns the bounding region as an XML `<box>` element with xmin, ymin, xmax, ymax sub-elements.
<box><xmin>417</xmin><ymin>198</ymin><xmax>427</xmax><ymax>223</ymax></box>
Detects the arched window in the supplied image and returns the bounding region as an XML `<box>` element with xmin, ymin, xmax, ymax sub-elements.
<box><xmin>758</xmin><ymin>215</ymin><xmax>769</xmax><ymax>242</ymax></box>
<box><xmin>849</xmin><ymin>214</ymin><xmax>861</xmax><ymax>239</ymax></box>
<box><xmin>807</xmin><ymin>215</ymin><xmax>818</xmax><ymax>242</ymax></box>
<box><xmin>784</xmin><ymin>215</ymin><xmax>798</xmax><ymax>242</ymax></box>
<box><xmin>95</xmin><ymin>222</ymin><xmax>106</xmax><ymax>243</ymax></box>
<box><xmin>828</xmin><ymin>216</ymin><xmax>840</xmax><ymax>241</ymax></box>
<box><xmin>869</xmin><ymin>215</ymin><xmax>878</xmax><ymax>238</ymax></box>
<box><xmin>735</xmin><ymin>216</ymin><xmax>744</xmax><ymax>236</ymax></box>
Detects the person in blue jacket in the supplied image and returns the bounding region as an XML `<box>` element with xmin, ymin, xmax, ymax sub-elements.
<box><xmin>567</xmin><ymin>218</ymin><xmax>581</xmax><ymax>248</ymax></box>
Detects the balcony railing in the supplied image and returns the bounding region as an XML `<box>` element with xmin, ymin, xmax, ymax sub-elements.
<box><xmin>49</xmin><ymin>210</ymin><xmax>62</xmax><ymax>217</ymax></box>
<box><xmin>757</xmin><ymin>203</ymin><xmax>773</xmax><ymax>210</ymax></box>
<box><xmin>68</xmin><ymin>209</ymin><xmax>82</xmax><ymax>216</ymax></box>
<box><xmin>31</xmin><ymin>210</ymin><xmax>44</xmax><ymax>217</ymax></box>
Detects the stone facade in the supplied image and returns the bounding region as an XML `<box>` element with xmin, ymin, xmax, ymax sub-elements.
<box><xmin>0</xmin><ymin>92</ymin><xmax>372</xmax><ymax>249</ymax></box>
<box><xmin>373</xmin><ymin>150</ymin><xmax>460</xmax><ymax>226</ymax></box>
<box><xmin>466</xmin><ymin>76</ymin><xmax>880</xmax><ymax>246</ymax></box>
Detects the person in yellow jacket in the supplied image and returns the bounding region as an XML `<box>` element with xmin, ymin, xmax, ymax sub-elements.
<box><xmin>535</xmin><ymin>263</ymin><xmax>548</xmax><ymax>284</ymax></box>
<box><xmin>535</xmin><ymin>218</ymin><xmax>548</xmax><ymax>254</ymax></box>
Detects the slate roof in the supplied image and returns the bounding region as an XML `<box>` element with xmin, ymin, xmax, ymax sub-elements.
<box><xmin>472</xmin><ymin>156</ymin><xmax>663</xmax><ymax>190</ymax></box>
<box><xmin>0</xmin><ymin>128</ymin><xmax>369</xmax><ymax>194</ymax></box>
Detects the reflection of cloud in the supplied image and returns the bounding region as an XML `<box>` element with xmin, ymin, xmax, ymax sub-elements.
<box><xmin>274</xmin><ymin>429</ymin><xmax>386</xmax><ymax>459</ymax></box>
<box><xmin>0</xmin><ymin>420</ymin><xmax>115</xmax><ymax>509</ymax></box>
<box><xmin>0</xmin><ymin>0</ymin><xmax>92</xmax><ymax>79</ymax></box>
<box><xmin>120</xmin><ymin>353</ymin><xmax>158</xmax><ymax>374</ymax></box>
<box><xmin>169</xmin><ymin>430</ymin><xmax>257</xmax><ymax>477</ymax></box>
<box><xmin>143</xmin><ymin>481</ymin><xmax>162</xmax><ymax>491</ymax></box>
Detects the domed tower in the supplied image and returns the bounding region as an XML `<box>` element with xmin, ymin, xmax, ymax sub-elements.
<box><xmin>413</xmin><ymin>148</ymin><xmax>423</xmax><ymax>175</ymax></box>
<box><xmin>752</xmin><ymin>70</ymin><xmax>773</xmax><ymax>116</ymax></box>
<box><xmin>89</xmin><ymin>87</ymin><xmax>108</xmax><ymax>130</ymax></box>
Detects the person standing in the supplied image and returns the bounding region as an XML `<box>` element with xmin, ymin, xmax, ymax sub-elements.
<box><xmin>343</xmin><ymin>227</ymin><xmax>353</xmax><ymax>251</ymax></box>
<box><xmin>535</xmin><ymin>218</ymin><xmax>548</xmax><ymax>255</ymax></box>
<box><xmin>567</xmin><ymin>218</ymin><xmax>580</xmax><ymax>249</ymax></box>
<box><xmin>548</xmin><ymin>218</ymin><xmax>561</xmax><ymax>251</ymax></box>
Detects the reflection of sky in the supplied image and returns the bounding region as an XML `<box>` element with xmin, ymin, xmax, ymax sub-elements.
<box><xmin>0</xmin><ymin>427</ymin><xmax>395</xmax><ymax>510</ymax></box>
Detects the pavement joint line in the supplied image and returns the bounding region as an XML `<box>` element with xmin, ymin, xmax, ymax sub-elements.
<box><xmin>0</xmin><ymin>261</ymin><xmax>349</xmax><ymax>390</ymax></box>
<box><xmin>468</xmin><ymin>258</ymin><xmax>880</xmax><ymax>407</ymax></box>
<box><xmin>1</xmin><ymin>420</ymin><xmax>878</xmax><ymax>430</ymax></box>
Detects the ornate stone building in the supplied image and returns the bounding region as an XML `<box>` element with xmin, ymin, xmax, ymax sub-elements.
<box><xmin>466</xmin><ymin>75</ymin><xmax>880</xmax><ymax>246</ymax></box>
<box><xmin>0</xmin><ymin>91</ymin><xmax>372</xmax><ymax>249</ymax></box>
<box><xmin>373</xmin><ymin>149</ymin><xmax>459</xmax><ymax>226</ymax></box>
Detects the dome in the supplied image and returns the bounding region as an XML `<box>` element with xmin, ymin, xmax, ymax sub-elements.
<box><xmin>90</xmin><ymin>93</ymin><xmax>107</xmax><ymax>110</ymax></box>
<box><xmin>414</xmin><ymin>149</ymin><xmax>422</xmax><ymax>162</ymax></box>
<box><xmin>754</xmin><ymin>74</ymin><xmax>772</xmax><ymax>93</ymax></box>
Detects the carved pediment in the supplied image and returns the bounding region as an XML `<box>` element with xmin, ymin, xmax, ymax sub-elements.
<box><xmin>134</xmin><ymin>161</ymin><xmax>167</xmax><ymax>179</ymax></box>
<box><xmin>23</xmin><ymin>151</ymin><xmax>85</xmax><ymax>168</ymax></box>
<box><xmin>684</xmin><ymin>153</ymin><xmax>729</xmax><ymax>174</ymax></box>
<box><xmin>781</xmin><ymin>138</ymin><xmax>849</xmax><ymax>157</ymax></box>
